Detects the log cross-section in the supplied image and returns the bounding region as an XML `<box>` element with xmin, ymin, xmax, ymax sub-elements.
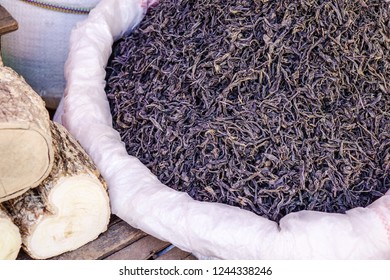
<box><xmin>0</xmin><ymin>65</ymin><xmax>53</xmax><ymax>202</ymax></box>
<box><xmin>2</xmin><ymin>122</ymin><xmax>111</xmax><ymax>259</ymax></box>
<box><xmin>0</xmin><ymin>205</ymin><xmax>21</xmax><ymax>259</ymax></box>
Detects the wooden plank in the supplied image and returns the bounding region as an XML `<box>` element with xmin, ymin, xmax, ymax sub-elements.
<box><xmin>108</xmin><ymin>214</ymin><xmax>122</xmax><ymax>226</ymax></box>
<box><xmin>184</xmin><ymin>254</ymin><xmax>198</xmax><ymax>260</ymax></box>
<box><xmin>0</xmin><ymin>6</ymin><xmax>18</xmax><ymax>36</ymax></box>
<box><xmin>16</xmin><ymin>216</ymin><xmax>199</xmax><ymax>260</ymax></box>
<box><xmin>105</xmin><ymin>235</ymin><xmax>171</xmax><ymax>260</ymax></box>
<box><xmin>16</xmin><ymin>215</ymin><xmax>126</xmax><ymax>260</ymax></box>
<box><xmin>155</xmin><ymin>246</ymin><xmax>193</xmax><ymax>260</ymax></box>
<box><xmin>16</xmin><ymin>249</ymin><xmax>32</xmax><ymax>260</ymax></box>
<box><xmin>52</xmin><ymin>220</ymin><xmax>147</xmax><ymax>260</ymax></box>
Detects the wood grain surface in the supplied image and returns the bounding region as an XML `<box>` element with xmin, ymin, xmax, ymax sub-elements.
<box><xmin>0</xmin><ymin>6</ymin><xmax>18</xmax><ymax>36</ymax></box>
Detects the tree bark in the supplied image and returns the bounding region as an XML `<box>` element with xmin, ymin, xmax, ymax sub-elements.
<box><xmin>0</xmin><ymin>65</ymin><xmax>53</xmax><ymax>202</ymax></box>
<box><xmin>0</xmin><ymin>205</ymin><xmax>21</xmax><ymax>259</ymax></box>
<box><xmin>2</xmin><ymin>122</ymin><xmax>110</xmax><ymax>259</ymax></box>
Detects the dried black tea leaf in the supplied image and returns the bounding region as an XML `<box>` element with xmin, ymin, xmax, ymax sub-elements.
<box><xmin>105</xmin><ymin>0</ymin><xmax>390</xmax><ymax>222</ymax></box>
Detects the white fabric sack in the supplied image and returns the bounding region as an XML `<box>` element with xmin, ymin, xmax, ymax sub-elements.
<box><xmin>57</xmin><ymin>0</ymin><xmax>390</xmax><ymax>259</ymax></box>
<box><xmin>0</xmin><ymin>0</ymin><xmax>100</xmax><ymax>109</ymax></box>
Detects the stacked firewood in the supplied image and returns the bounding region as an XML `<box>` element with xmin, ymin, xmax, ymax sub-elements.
<box><xmin>0</xmin><ymin>64</ymin><xmax>111</xmax><ymax>259</ymax></box>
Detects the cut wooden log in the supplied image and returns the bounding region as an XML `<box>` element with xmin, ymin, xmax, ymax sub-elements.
<box><xmin>0</xmin><ymin>5</ymin><xmax>18</xmax><ymax>36</ymax></box>
<box><xmin>0</xmin><ymin>65</ymin><xmax>53</xmax><ymax>202</ymax></box>
<box><xmin>0</xmin><ymin>205</ymin><xmax>21</xmax><ymax>259</ymax></box>
<box><xmin>2</xmin><ymin>122</ymin><xmax>110</xmax><ymax>259</ymax></box>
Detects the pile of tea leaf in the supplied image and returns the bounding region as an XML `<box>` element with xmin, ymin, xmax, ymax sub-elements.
<box><xmin>105</xmin><ymin>0</ymin><xmax>390</xmax><ymax>222</ymax></box>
